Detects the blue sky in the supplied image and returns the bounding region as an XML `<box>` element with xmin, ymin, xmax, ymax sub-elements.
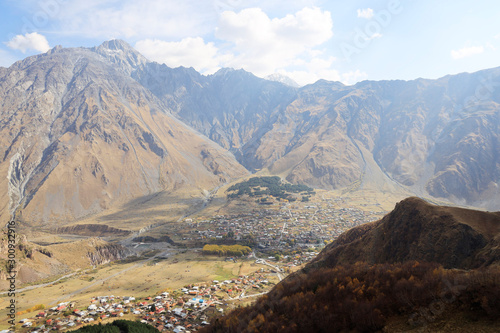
<box><xmin>1</xmin><ymin>0</ymin><xmax>499</xmax><ymax>86</ymax></box>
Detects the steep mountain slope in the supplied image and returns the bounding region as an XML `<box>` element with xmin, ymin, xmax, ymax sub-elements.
<box><xmin>131</xmin><ymin>49</ymin><xmax>499</xmax><ymax>209</ymax></box>
<box><xmin>133</xmin><ymin>64</ymin><xmax>298</xmax><ymax>159</ymax></box>
<box><xmin>0</xmin><ymin>42</ymin><xmax>247</xmax><ymax>226</ymax></box>
<box><xmin>245</xmin><ymin>76</ymin><xmax>500</xmax><ymax>209</ymax></box>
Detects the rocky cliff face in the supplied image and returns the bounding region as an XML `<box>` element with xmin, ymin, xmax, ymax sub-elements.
<box><xmin>87</xmin><ymin>243</ymin><xmax>131</xmax><ymax>266</ymax></box>
<box><xmin>253</xmin><ymin>77</ymin><xmax>499</xmax><ymax>209</ymax></box>
<box><xmin>56</xmin><ymin>224</ymin><xmax>131</xmax><ymax>237</ymax></box>
<box><xmin>0</xmin><ymin>235</ymin><xmax>131</xmax><ymax>284</ymax></box>
<box><xmin>134</xmin><ymin>65</ymin><xmax>298</xmax><ymax>157</ymax></box>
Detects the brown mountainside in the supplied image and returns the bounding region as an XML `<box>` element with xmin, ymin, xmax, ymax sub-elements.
<box><xmin>145</xmin><ymin>64</ymin><xmax>500</xmax><ymax>210</ymax></box>
<box><xmin>0</xmin><ymin>42</ymin><xmax>247</xmax><ymax>226</ymax></box>
<box><xmin>310</xmin><ymin>197</ymin><xmax>500</xmax><ymax>270</ymax></box>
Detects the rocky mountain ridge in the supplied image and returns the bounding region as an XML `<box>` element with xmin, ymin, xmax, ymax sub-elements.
<box><xmin>0</xmin><ymin>41</ymin><xmax>248</xmax><ymax>226</ymax></box>
<box><xmin>0</xmin><ymin>40</ymin><xmax>499</xmax><ymax>226</ymax></box>
<box><xmin>120</xmin><ymin>38</ymin><xmax>499</xmax><ymax>209</ymax></box>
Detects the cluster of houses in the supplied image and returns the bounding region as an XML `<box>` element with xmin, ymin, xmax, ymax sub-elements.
<box><xmin>13</xmin><ymin>270</ymin><xmax>276</xmax><ymax>333</ymax></box>
<box><xmin>180</xmin><ymin>199</ymin><xmax>384</xmax><ymax>252</ymax></box>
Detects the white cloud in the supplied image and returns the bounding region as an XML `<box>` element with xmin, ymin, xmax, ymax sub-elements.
<box><xmin>214</xmin><ymin>0</ymin><xmax>324</xmax><ymax>16</ymax></box>
<box><xmin>294</xmin><ymin>56</ymin><xmax>341</xmax><ymax>85</ymax></box>
<box><xmin>451</xmin><ymin>46</ymin><xmax>484</xmax><ymax>59</ymax></box>
<box><xmin>357</xmin><ymin>8</ymin><xmax>374</xmax><ymax>19</ymax></box>
<box><xmin>215</xmin><ymin>7</ymin><xmax>333</xmax><ymax>77</ymax></box>
<box><xmin>217</xmin><ymin>7</ymin><xmax>333</xmax><ymax>48</ymax></box>
<box><xmin>135</xmin><ymin>37</ymin><xmax>223</xmax><ymax>74</ymax></box>
<box><xmin>5</xmin><ymin>32</ymin><xmax>50</xmax><ymax>53</ymax></box>
<box><xmin>306</xmin><ymin>56</ymin><xmax>336</xmax><ymax>74</ymax></box>
<box><xmin>132</xmin><ymin>7</ymin><xmax>358</xmax><ymax>86</ymax></box>
<box><xmin>486</xmin><ymin>42</ymin><xmax>496</xmax><ymax>51</ymax></box>
<box><xmin>276</xmin><ymin>58</ymin><xmax>367</xmax><ymax>87</ymax></box>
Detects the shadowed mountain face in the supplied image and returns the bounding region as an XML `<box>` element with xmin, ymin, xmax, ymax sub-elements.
<box><xmin>0</xmin><ymin>40</ymin><xmax>499</xmax><ymax>225</ymax></box>
<box><xmin>134</xmin><ymin>50</ymin><xmax>500</xmax><ymax>210</ymax></box>
<box><xmin>310</xmin><ymin>197</ymin><xmax>500</xmax><ymax>270</ymax></box>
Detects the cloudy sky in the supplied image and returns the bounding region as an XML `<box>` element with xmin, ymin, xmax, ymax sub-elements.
<box><xmin>1</xmin><ymin>0</ymin><xmax>499</xmax><ymax>86</ymax></box>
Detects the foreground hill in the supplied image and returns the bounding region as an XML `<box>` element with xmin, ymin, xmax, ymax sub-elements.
<box><xmin>201</xmin><ymin>198</ymin><xmax>500</xmax><ymax>332</ymax></box>
<box><xmin>310</xmin><ymin>197</ymin><xmax>500</xmax><ymax>269</ymax></box>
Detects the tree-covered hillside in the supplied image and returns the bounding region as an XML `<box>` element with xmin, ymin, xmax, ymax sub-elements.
<box><xmin>200</xmin><ymin>262</ymin><xmax>500</xmax><ymax>333</ymax></box>
<box><xmin>226</xmin><ymin>176</ymin><xmax>315</xmax><ymax>201</ymax></box>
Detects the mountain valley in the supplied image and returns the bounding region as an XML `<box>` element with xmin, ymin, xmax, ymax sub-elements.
<box><xmin>0</xmin><ymin>40</ymin><xmax>499</xmax><ymax>332</ymax></box>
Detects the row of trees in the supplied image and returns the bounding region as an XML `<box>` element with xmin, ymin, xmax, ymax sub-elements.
<box><xmin>202</xmin><ymin>244</ymin><xmax>252</xmax><ymax>257</ymax></box>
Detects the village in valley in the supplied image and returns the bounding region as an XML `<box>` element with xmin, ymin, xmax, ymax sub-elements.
<box><xmin>14</xmin><ymin>268</ymin><xmax>278</xmax><ymax>333</ymax></box>
<box><xmin>182</xmin><ymin>202</ymin><xmax>382</xmax><ymax>257</ymax></box>
<box><xmin>6</xmin><ymin>179</ymin><xmax>388</xmax><ymax>333</ymax></box>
